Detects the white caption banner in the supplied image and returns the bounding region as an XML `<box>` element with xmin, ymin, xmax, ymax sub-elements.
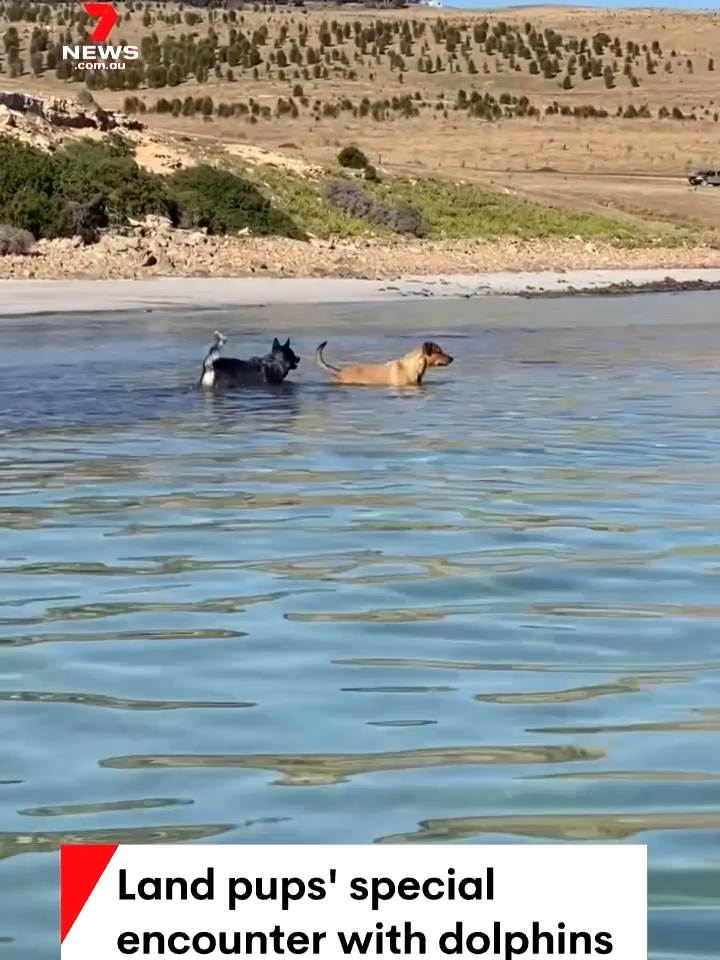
<box><xmin>60</xmin><ymin>843</ymin><xmax>647</xmax><ymax>959</ymax></box>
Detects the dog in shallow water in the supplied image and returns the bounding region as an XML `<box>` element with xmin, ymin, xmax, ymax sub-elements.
<box><xmin>199</xmin><ymin>331</ymin><xmax>300</xmax><ymax>388</ymax></box>
<box><xmin>314</xmin><ymin>340</ymin><xmax>453</xmax><ymax>387</ymax></box>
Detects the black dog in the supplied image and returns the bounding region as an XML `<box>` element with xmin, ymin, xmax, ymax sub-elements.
<box><xmin>198</xmin><ymin>331</ymin><xmax>300</xmax><ymax>388</ymax></box>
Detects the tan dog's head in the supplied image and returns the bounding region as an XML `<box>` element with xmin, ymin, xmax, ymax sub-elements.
<box><xmin>422</xmin><ymin>341</ymin><xmax>454</xmax><ymax>367</ymax></box>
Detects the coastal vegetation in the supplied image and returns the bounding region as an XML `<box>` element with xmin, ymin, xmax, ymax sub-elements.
<box><xmin>1</xmin><ymin>2</ymin><xmax>719</xmax><ymax>238</ymax></box>
<box><xmin>0</xmin><ymin>132</ymin><xmax>654</xmax><ymax>247</ymax></box>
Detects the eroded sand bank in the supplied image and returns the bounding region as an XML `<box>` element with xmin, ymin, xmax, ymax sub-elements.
<box><xmin>2</xmin><ymin>269</ymin><xmax>720</xmax><ymax>316</ymax></box>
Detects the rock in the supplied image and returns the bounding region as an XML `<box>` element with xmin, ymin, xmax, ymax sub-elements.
<box><xmin>102</xmin><ymin>235</ymin><xmax>134</xmax><ymax>254</ymax></box>
<box><xmin>141</xmin><ymin>252</ymin><xmax>158</xmax><ymax>268</ymax></box>
<box><xmin>148</xmin><ymin>236</ymin><xmax>168</xmax><ymax>255</ymax></box>
<box><xmin>0</xmin><ymin>91</ymin><xmax>145</xmax><ymax>136</ymax></box>
<box><xmin>143</xmin><ymin>214</ymin><xmax>173</xmax><ymax>233</ymax></box>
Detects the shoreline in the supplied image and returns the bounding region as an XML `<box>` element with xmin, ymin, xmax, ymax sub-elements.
<box><xmin>1</xmin><ymin>269</ymin><xmax>720</xmax><ymax>315</ymax></box>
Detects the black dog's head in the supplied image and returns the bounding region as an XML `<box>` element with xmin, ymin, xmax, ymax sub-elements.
<box><xmin>270</xmin><ymin>337</ymin><xmax>301</xmax><ymax>371</ymax></box>
<box><xmin>258</xmin><ymin>337</ymin><xmax>301</xmax><ymax>384</ymax></box>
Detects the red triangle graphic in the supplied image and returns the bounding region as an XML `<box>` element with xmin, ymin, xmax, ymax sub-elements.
<box><xmin>60</xmin><ymin>844</ymin><xmax>118</xmax><ymax>944</ymax></box>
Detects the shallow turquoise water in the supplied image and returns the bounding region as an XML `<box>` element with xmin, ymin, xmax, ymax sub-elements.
<box><xmin>1</xmin><ymin>295</ymin><xmax>719</xmax><ymax>957</ymax></box>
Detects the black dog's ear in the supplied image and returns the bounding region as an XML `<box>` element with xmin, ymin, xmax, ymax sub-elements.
<box><xmin>272</xmin><ymin>337</ymin><xmax>281</xmax><ymax>351</ymax></box>
<box><xmin>284</xmin><ymin>338</ymin><xmax>290</xmax><ymax>348</ymax></box>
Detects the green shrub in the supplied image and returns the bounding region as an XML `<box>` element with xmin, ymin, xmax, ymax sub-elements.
<box><xmin>0</xmin><ymin>135</ymin><xmax>171</xmax><ymax>240</ymax></box>
<box><xmin>0</xmin><ymin>135</ymin><xmax>305</xmax><ymax>242</ymax></box>
<box><xmin>166</xmin><ymin>165</ymin><xmax>306</xmax><ymax>238</ymax></box>
<box><xmin>0</xmin><ymin>135</ymin><xmax>66</xmax><ymax>240</ymax></box>
<box><xmin>337</xmin><ymin>144</ymin><xmax>368</xmax><ymax>169</ymax></box>
<box><xmin>54</xmin><ymin>139</ymin><xmax>173</xmax><ymax>226</ymax></box>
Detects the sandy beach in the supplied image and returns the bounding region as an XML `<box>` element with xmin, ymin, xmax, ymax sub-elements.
<box><xmin>1</xmin><ymin>269</ymin><xmax>720</xmax><ymax>316</ymax></box>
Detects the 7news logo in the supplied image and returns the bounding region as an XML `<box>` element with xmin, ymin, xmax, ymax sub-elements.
<box><xmin>62</xmin><ymin>2</ymin><xmax>139</xmax><ymax>70</ymax></box>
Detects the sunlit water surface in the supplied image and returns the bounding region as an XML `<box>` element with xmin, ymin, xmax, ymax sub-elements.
<box><xmin>0</xmin><ymin>295</ymin><xmax>719</xmax><ymax>957</ymax></box>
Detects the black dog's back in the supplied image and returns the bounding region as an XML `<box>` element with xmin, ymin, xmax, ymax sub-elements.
<box><xmin>212</xmin><ymin>356</ymin><xmax>270</xmax><ymax>387</ymax></box>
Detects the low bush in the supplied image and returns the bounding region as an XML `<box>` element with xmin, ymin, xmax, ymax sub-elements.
<box><xmin>373</xmin><ymin>199</ymin><xmax>425</xmax><ymax>237</ymax></box>
<box><xmin>166</xmin><ymin>165</ymin><xmax>306</xmax><ymax>239</ymax></box>
<box><xmin>337</xmin><ymin>145</ymin><xmax>368</xmax><ymax>170</ymax></box>
<box><xmin>324</xmin><ymin>179</ymin><xmax>375</xmax><ymax>219</ymax></box>
<box><xmin>323</xmin><ymin>179</ymin><xmax>426</xmax><ymax>237</ymax></box>
<box><xmin>0</xmin><ymin>223</ymin><xmax>35</xmax><ymax>255</ymax></box>
<box><xmin>0</xmin><ymin>135</ymin><xmax>305</xmax><ymax>242</ymax></box>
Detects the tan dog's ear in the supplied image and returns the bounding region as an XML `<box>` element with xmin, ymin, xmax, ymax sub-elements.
<box><xmin>422</xmin><ymin>341</ymin><xmax>434</xmax><ymax>356</ymax></box>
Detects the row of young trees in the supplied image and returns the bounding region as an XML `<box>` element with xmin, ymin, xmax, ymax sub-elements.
<box><xmin>121</xmin><ymin>88</ymin><xmax>720</xmax><ymax>124</ymax></box>
<box><xmin>0</xmin><ymin>5</ymin><xmax>714</xmax><ymax>91</ymax></box>
<box><xmin>5</xmin><ymin>20</ymin><xmax>709</xmax><ymax>96</ymax></box>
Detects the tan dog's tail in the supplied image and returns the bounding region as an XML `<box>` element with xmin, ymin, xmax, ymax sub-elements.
<box><xmin>315</xmin><ymin>341</ymin><xmax>341</xmax><ymax>375</ymax></box>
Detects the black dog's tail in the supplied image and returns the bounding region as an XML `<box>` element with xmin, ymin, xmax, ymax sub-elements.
<box><xmin>203</xmin><ymin>330</ymin><xmax>228</xmax><ymax>371</ymax></box>
<box><xmin>198</xmin><ymin>330</ymin><xmax>228</xmax><ymax>387</ymax></box>
<box><xmin>314</xmin><ymin>341</ymin><xmax>341</xmax><ymax>374</ymax></box>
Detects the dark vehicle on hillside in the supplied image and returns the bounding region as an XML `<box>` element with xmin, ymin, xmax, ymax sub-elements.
<box><xmin>688</xmin><ymin>169</ymin><xmax>720</xmax><ymax>186</ymax></box>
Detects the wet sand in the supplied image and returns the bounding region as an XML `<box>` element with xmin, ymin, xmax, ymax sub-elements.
<box><xmin>2</xmin><ymin>268</ymin><xmax>720</xmax><ymax>316</ymax></box>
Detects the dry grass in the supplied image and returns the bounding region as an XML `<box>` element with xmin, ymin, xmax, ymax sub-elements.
<box><xmin>3</xmin><ymin>2</ymin><xmax>720</xmax><ymax>231</ymax></box>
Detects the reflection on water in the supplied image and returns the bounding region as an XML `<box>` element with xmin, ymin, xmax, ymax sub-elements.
<box><xmin>99</xmin><ymin>744</ymin><xmax>606</xmax><ymax>786</ymax></box>
<box><xmin>525</xmin><ymin>771</ymin><xmax>720</xmax><ymax>782</ymax></box>
<box><xmin>18</xmin><ymin>798</ymin><xmax>194</xmax><ymax>817</ymax></box>
<box><xmin>377</xmin><ymin>812</ymin><xmax>720</xmax><ymax>845</ymax></box>
<box><xmin>0</xmin><ymin>690</ymin><xmax>255</xmax><ymax>710</ymax></box>
<box><xmin>1</xmin><ymin>298</ymin><xmax>720</xmax><ymax>958</ymax></box>
<box><xmin>0</xmin><ymin>823</ymin><xmax>235</xmax><ymax>861</ymax></box>
<box><xmin>474</xmin><ymin>675</ymin><xmax>683</xmax><ymax>704</ymax></box>
<box><xmin>528</xmin><ymin>710</ymin><xmax>720</xmax><ymax>735</ymax></box>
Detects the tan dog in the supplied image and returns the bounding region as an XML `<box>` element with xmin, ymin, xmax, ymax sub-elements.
<box><xmin>315</xmin><ymin>340</ymin><xmax>454</xmax><ymax>387</ymax></box>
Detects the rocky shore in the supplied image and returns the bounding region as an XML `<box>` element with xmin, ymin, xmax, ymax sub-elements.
<box><xmin>2</xmin><ymin>220</ymin><xmax>720</xmax><ymax>283</ymax></box>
